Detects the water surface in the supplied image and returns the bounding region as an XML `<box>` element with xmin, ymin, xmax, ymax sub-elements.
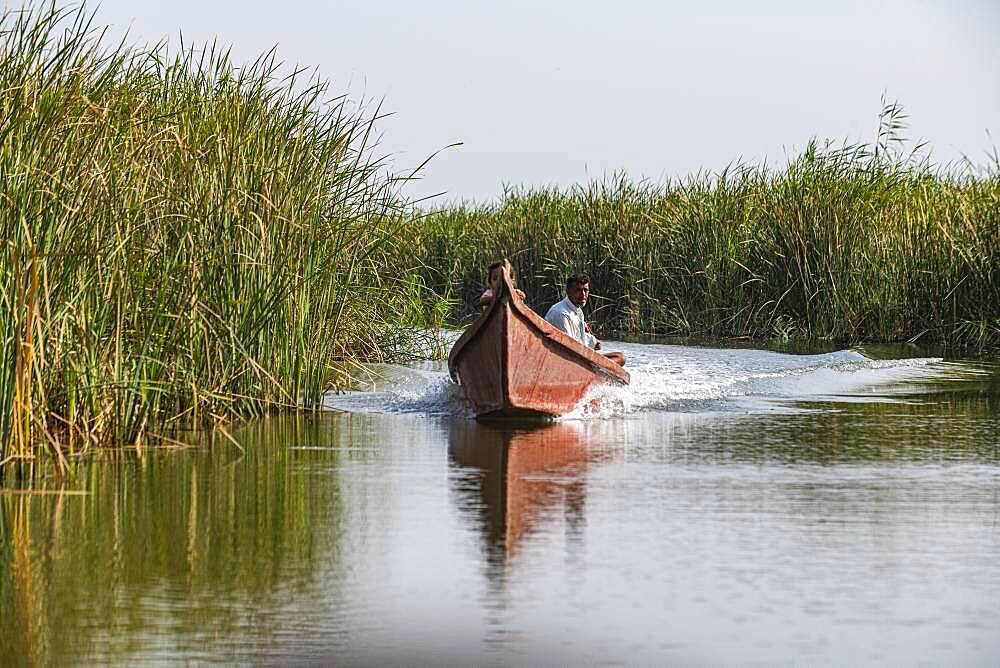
<box><xmin>2</xmin><ymin>343</ymin><xmax>999</xmax><ymax>665</ymax></box>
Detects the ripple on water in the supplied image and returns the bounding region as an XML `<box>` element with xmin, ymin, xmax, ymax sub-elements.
<box><xmin>325</xmin><ymin>342</ymin><xmax>952</xmax><ymax>418</ymax></box>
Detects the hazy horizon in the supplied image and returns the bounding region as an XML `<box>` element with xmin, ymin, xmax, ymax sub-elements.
<box><xmin>86</xmin><ymin>0</ymin><xmax>1000</xmax><ymax>204</ymax></box>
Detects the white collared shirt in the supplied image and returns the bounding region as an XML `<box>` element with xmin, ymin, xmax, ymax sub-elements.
<box><xmin>544</xmin><ymin>297</ymin><xmax>597</xmax><ymax>349</ymax></box>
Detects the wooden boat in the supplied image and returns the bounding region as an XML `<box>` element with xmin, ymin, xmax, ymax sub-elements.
<box><xmin>448</xmin><ymin>263</ymin><xmax>629</xmax><ymax>418</ymax></box>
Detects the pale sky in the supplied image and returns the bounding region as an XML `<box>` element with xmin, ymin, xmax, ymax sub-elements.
<box><xmin>89</xmin><ymin>0</ymin><xmax>1000</xmax><ymax>203</ymax></box>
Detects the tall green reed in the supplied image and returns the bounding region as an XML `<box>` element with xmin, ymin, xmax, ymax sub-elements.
<box><xmin>412</xmin><ymin>125</ymin><xmax>999</xmax><ymax>348</ymax></box>
<box><xmin>1</xmin><ymin>4</ymin><xmax>442</xmax><ymax>475</ymax></box>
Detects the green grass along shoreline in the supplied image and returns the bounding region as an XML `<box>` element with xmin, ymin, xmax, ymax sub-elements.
<box><xmin>2</xmin><ymin>3</ymin><xmax>998</xmax><ymax>477</ymax></box>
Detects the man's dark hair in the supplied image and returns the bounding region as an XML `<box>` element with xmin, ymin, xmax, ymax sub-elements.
<box><xmin>566</xmin><ymin>273</ymin><xmax>590</xmax><ymax>290</ymax></box>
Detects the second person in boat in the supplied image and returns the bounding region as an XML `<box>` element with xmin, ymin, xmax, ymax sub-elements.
<box><xmin>479</xmin><ymin>259</ymin><xmax>526</xmax><ymax>308</ymax></box>
<box><xmin>544</xmin><ymin>273</ymin><xmax>626</xmax><ymax>366</ymax></box>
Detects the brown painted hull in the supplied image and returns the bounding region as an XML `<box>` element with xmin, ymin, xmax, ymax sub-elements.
<box><xmin>448</xmin><ymin>266</ymin><xmax>629</xmax><ymax>418</ymax></box>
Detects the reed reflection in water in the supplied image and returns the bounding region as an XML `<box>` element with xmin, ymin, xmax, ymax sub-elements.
<box><xmin>0</xmin><ymin>416</ymin><xmax>352</xmax><ymax>665</ymax></box>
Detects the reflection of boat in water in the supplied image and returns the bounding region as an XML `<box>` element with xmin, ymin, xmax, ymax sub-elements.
<box><xmin>447</xmin><ymin>263</ymin><xmax>629</xmax><ymax>419</ymax></box>
<box><xmin>448</xmin><ymin>420</ymin><xmax>597</xmax><ymax>565</ymax></box>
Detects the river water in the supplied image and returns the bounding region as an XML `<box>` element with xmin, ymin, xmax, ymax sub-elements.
<box><xmin>2</xmin><ymin>342</ymin><xmax>999</xmax><ymax>665</ymax></box>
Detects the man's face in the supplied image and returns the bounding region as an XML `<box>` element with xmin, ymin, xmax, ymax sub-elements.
<box><xmin>567</xmin><ymin>281</ymin><xmax>590</xmax><ymax>308</ymax></box>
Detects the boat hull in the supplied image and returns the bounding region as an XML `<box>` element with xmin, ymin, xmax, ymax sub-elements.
<box><xmin>448</xmin><ymin>266</ymin><xmax>629</xmax><ymax>418</ymax></box>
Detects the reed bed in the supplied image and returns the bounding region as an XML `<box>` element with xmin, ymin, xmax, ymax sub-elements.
<box><xmin>0</xmin><ymin>4</ymin><xmax>444</xmax><ymax>476</ymax></box>
<box><xmin>4</xmin><ymin>4</ymin><xmax>997</xmax><ymax>477</ymax></box>
<box><xmin>413</xmin><ymin>135</ymin><xmax>1000</xmax><ymax>349</ymax></box>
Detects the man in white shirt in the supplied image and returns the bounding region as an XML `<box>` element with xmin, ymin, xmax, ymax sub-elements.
<box><xmin>544</xmin><ymin>274</ymin><xmax>626</xmax><ymax>366</ymax></box>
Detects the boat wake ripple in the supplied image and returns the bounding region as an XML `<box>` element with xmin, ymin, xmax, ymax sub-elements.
<box><xmin>323</xmin><ymin>344</ymin><xmax>946</xmax><ymax>419</ymax></box>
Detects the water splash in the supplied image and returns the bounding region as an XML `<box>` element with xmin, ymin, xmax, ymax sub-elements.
<box><xmin>564</xmin><ymin>344</ymin><xmax>943</xmax><ymax>419</ymax></box>
<box><xmin>324</xmin><ymin>362</ymin><xmax>474</xmax><ymax>417</ymax></box>
<box><xmin>325</xmin><ymin>342</ymin><xmax>947</xmax><ymax>419</ymax></box>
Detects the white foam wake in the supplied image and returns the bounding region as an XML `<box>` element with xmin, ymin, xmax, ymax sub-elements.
<box><xmin>324</xmin><ymin>361</ymin><xmax>474</xmax><ymax>417</ymax></box>
<box><xmin>563</xmin><ymin>345</ymin><xmax>943</xmax><ymax>419</ymax></box>
<box><xmin>325</xmin><ymin>343</ymin><xmax>947</xmax><ymax>419</ymax></box>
